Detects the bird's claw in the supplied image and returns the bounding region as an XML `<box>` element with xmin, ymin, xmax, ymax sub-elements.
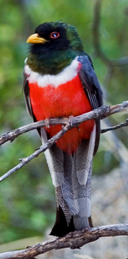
<box><xmin>45</xmin><ymin>118</ymin><xmax>50</xmax><ymax>128</ymax></box>
<box><xmin>69</xmin><ymin>115</ymin><xmax>74</xmax><ymax>127</ymax></box>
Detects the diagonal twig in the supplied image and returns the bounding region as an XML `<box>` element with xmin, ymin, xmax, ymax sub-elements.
<box><xmin>101</xmin><ymin>118</ymin><xmax>128</xmax><ymax>133</ymax></box>
<box><xmin>0</xmin><ymin>101</ymin><xmax>128</xmax><ymax>182</ymax></box>
<box><xmin>0</xmin><ymin>101</ymin><xmax>128</xmax><ymax>146</ymax></box>
<box><xmin>0</xmin><ymin>118</ymin><xmax>69</xmax><ymax>146</ymax></box>
<box><xmin>0</xmin><ymin>123</ymin><xmax>70</xmax><ymax>182</ymax></box>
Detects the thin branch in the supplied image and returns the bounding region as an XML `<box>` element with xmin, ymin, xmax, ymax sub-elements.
<box><xmin>101</xmin><ymin>118</ymin><xmax>128</xmax><ymax>133</ymax></box>
<box><xmin>92</xmin><ymin>0</ymin><xmax>128</xmax><ymax>66</ymax></box>
<box><xmin>0</xmin><ymin>123</ymin><xmax>70</xmax><ymax>182</ymax></box>
<box><xmin>0</xmin><ymin>118</ymin><xmax>69</xmax><ymax>146</ymax></box>
<box><xmin>0</xmin><ymin>101</ymin><xmax>128</xmax><ymax>182</ymax></box>
<box><xmin>1</xmin><ymin>101</ymin><xmax>128</xmax><ymax>146</ymax></box>
<box><xmin>0</xmin><ymin>224</ymin><xmax>127</xmax><ymax>259</ymax></box>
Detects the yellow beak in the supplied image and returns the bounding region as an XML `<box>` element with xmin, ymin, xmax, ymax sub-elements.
<box><xmin>27</xmin><ymin>33</ymin><xmax>48</xmax><ymax>44</ymax></box>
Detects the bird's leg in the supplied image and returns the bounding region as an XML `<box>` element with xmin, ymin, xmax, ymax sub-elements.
<box><xmin>45</xmin><ymin>118</ymin><xmax>50</xmax><ymax>128</ymax></box>
<box><xmin>69</xmin><ymin>115</ymin><xmax>80</xmax><ymax>131</ymax></box>
<box><xmin>68</xmin><ymin>115</ymin><xmax>74</xmax><ymax>127</ymax></box>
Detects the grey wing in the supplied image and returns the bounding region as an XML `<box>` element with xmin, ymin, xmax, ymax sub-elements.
<box><xmin>23</xmin><ymin>72</ymin><xmax>40</xmax><ymax>138</ymax></box>
<box><xmin>78</xmin><ymin>55</ymin><xmax>103</xmax><ymax>154</ymax></box>
<box><xmin>23</xmin><ymin>71</ymin><xmax>34</xmax><ymax>118</ymax></box>
<box><xmin>23</xmin><ymin>71</ymin><xmax>42</xmax><ymax>136</ymax></box>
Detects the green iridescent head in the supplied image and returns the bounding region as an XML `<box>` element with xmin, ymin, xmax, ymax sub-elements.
<box><xmin>26</xmin><ymin>21</ymin><xmax>85</xmax><ymax>74</ymax></box>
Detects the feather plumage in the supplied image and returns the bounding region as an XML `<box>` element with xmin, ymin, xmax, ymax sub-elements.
<box><xmin>23</xmin><ymin>21</ymin><xmax>103</xmax><ymax>237</ymax></box>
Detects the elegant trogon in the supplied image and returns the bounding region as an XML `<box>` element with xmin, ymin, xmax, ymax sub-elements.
<box><xmin>23</xmin><ymin>21</ymin><xmax>103</xmax><ymax>237</ymax></box>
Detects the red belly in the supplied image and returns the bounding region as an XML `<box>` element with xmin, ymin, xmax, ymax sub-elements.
<box><xmin>29</xmin><ymin>74</ymin><xmax>94</xmax><ymax>153</ymax></box>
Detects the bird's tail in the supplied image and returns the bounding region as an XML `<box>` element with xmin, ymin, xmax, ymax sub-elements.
<box><xmin>41</xmin><ymin>124</ymin><xmax>96</xmax><ymax>237</ymax></box>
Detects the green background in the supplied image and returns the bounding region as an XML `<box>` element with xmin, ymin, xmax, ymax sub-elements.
<box><xmin>0</xmin><ymin>0</ymin><xmax>128</xmax><ymax>248</ymax></box>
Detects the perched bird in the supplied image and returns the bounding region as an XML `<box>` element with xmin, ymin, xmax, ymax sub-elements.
<box><xmin>23</xmin><ymin>21</ymin><xmax>103</xmax><ymax>237</ymax></box>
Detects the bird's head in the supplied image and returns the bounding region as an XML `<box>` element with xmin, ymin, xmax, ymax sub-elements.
<box><xmin>26</xmin><ymin>21</ymin><xmax>84</xmax><ymax>74</ymax></box>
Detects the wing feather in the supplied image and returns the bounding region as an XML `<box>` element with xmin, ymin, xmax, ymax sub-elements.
<box><xmin>23</xmin><ymin>72</ymin><xmax>34</xmax><ymax>118</ymax></box>
<box><xmin>78</xmin><ymin>55</ymin><xmax>103</xmax><ymax>154</ymax></box>
<box><xmin>78</xmin><ymin>55</ymin><xmax>103</xmax><ymax>108</ymax></box>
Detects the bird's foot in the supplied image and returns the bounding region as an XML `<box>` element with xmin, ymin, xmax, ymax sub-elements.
<box><xmin>68</xmin><ymin>115</ymin><xmax>74</xmax><ymax>127</ymax></box>
<box><xmin>45</xmin><ymin>118</ymin><xmax>50</xmax><ymax>128</ymax></box>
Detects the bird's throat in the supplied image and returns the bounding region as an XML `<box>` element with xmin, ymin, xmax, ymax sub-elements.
<box><xmin>26</xmin><ymin>49</ymin><xmax>84</xmax><ymax>75</ymax></box>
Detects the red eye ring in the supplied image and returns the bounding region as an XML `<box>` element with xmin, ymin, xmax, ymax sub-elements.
<box><xmin>50</xmin><ymin>31</ymin><xmax>60</xmax><ymax>39</ymax></box>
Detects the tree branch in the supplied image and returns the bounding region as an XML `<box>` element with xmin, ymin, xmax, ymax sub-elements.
<box><xmin>0</xmin><ymin>101</ymin><xmax>128</xmax><ymax>182</ymax></box>
<box><xmin>0</xmin><ymin>123</ymin><xmax>71</xmax><ymax>182</ymax></box>
<box><xmin>0</xmin><ymin>224</ymin><xmax>127</xmax><ymax>259</ymax></box>
<box><xmin>92</xmin><ymin>0</ymin><xmax>128</xmax><ymax>66</ymax></box>
<box><xmin>1</xmin><ymin>101</ymin><xmax>128</xmax><ymax>146</ymax></box>
<box><xmin>101</xmin><ymin>118</ymin><xmax>128</xmax><ymax>133</ymax></box>
<box><xmin>0</xmin><ymin>118</ymin><xmax>69</xmax><ymax>146</ymax></box>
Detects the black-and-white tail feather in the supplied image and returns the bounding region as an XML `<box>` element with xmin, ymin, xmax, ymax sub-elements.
<box><xmin>23</xmin><ymin>54</ymin><xmax>103</xmax><ymax>237</ymax></box>
<box><xmin>40</xmin><ymin>124</ymin><xmax>96</xmax><ymax>236</ymax></box>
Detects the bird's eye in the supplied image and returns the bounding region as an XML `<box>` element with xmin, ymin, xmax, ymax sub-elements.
<box><xmin>50</xmin><ymin>31</ymin><xmax>60</xmax><ymax>39</ymax></box>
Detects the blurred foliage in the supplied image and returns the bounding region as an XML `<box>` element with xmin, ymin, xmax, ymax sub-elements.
<box><xmin>0</xmin><ymin>0</ymin><xmax>128</xmax><ymax>247</ymax></box>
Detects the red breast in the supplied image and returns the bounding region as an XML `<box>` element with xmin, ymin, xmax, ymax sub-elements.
<box><xmin>28</xmin><ymin>72</ymin><xmax>94</xmax><ymax>154</ymax></box>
